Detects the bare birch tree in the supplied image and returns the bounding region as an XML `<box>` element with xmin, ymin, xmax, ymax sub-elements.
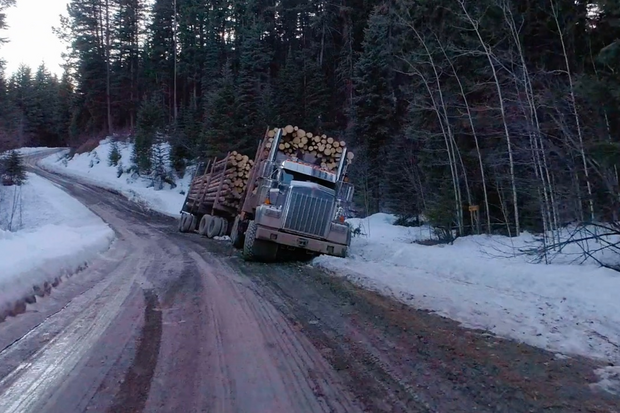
<box><xmin>457</xmin><ymin>0</ymin><xmax>520</xmax><ymax>235</ymax></box>
<box><xmin>549</xmin><ymin>0</ymin><xmax>594</xmax><ymax>223</ymax></box>
<box><xmin>436</xmin><ymin>34</ymin><xmax>491</xmax><ymax>233</ymax></box>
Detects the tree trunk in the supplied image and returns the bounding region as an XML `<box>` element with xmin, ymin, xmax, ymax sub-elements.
<box><xmin>458</xmin><ymin>0</ymin><xmax>520</xmax><ymax>235</ymax></box>
<box><xmin>550</xmin><ymin>0</ymin><xmax>594</xmax><ymax>222</ymax></box>
<box><xmin>173</xmin><ymin>0</ymin><xmax>178</xmax><ymax>120</ymax></box>
<box><xmin>105</xmin><ymin>0</ymin><xmax>112</xmax><ymax>135</ymax></box>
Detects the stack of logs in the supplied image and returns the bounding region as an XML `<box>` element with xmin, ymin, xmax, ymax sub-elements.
<box><xmin>189</xmin><ymin>151</ymin><xmax>254</xmax><ymax>209</ymax></box>
<box><xmin>263</xmin><ymin>125</ymin><xmax>354</xmax><ymax>172</ymax></box>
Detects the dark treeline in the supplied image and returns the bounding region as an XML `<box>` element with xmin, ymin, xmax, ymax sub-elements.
<box><xmin>1</xmin><ymin>0</ymin><xmax>620</xmax><ymax>238</ymax></box>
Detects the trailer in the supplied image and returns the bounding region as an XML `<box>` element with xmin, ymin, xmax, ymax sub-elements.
<box><xmin>178</xmin><ymin>151</ymin><xmax>253</xmax><ymax>238</ymax></box>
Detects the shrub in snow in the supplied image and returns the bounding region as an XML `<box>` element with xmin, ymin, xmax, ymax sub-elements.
<box><xmin>393</xmin><ymin>215</ymin><xmax>425</xmax><ymax>227</ymax></box>
<box><xmin>149</xmin><ymin>137</ymin><xmax>176</xmax><ymax>191</ymax></box>
<box><xmin>133</xmin><ymin>97</ymin><xmax>166</xmax><ymax>174</ymax></box>
<box><xmin>108</xmin><ymin>142</ymin><xmax>122</xmax><ymax>166</ymax></box>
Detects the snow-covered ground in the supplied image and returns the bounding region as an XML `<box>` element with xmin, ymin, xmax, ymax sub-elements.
<box><xmin>314</xmin><ymin>213</ymin><xmax>620</xmax><ymax>367</ymax></box>
<box><xmin>40</xmin><ymin>138</ymin><xmax>192</xmax><ymax>217</ymax></box>
<box><xmin>15</xmin><ymin>147</ymin><xmax>56</xmax><ymax>156</ymax></box>
<box><xmin>0</xmin><ymin>172</ymin><xmax>115</xmax><ymax>314</ymax></box>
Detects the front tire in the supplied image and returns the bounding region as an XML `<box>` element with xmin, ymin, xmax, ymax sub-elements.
<box><xmin>230</xmin><ymin>216</ymin><xmax>244</xmax><ymax>249</ymax></box>
<box><xmin>242</xmin><ymin>220</ymin><xmax>278</xmax><ymax>262</ymax></box>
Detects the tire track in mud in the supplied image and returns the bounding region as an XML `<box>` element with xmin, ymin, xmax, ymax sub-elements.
<box><xmin>208</xmin><ymin>250</ymin><xmax>620</xmax><ymax>413</ymax></box>
<box><xmin>237</xmin><ymin>266</ymin><xmax>437</xmax><ymax>413</ymax></box>
<box><xmin>106</xmin><ymin>289</ymin><xmax>162</xmax><ymax>413</ymax></box>
<box><xmin>187</xmin><ymin>251</ymin><xmax>363</xmax><ymax>412</ymax></box>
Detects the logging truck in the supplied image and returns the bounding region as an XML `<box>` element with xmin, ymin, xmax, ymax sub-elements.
<box><xmin>178</xmin><ymin>125</ymin><xmax>355</xmax><ymax>261</ymax></box>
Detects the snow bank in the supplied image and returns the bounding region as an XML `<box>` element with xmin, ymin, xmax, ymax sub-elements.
<box><xmin>1</xmin><ymin>147</ymin><xmax>55</xmax><ymax>157</ymax></box>
<box><xmin>39</xmin><ymin>138</ymin><xmax>191</xmax><ymax>217</ymax></box>
<box><xmin>314</xmin><ymin>213</ymin><xmax>620</xmax><ymax>365</ymax></box>
<box><xmin>0</xmin><ymin>173</ymin><xmax>115</xmax><ymax>315</ymax></box>
<box><xmin>15</xmin><ymin>147</ymin><xmax>56</xmax><ymax>156</ymax></box>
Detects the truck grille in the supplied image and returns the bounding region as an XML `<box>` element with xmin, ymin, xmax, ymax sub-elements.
<box><xmin>283</xmin><ymin>185</ymin><xmax>334</xmax><ymax>238</ymax></box>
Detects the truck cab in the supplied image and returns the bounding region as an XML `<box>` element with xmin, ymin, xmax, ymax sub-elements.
<box><xmin>233</xmin><ymin>128</ymin><xmax>354</xmax><ymax>261</ymax></box>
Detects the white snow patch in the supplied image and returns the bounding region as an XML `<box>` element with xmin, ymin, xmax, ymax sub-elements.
<box><xmin>15</xmin><ymin>147</ymin><xmax>56</xmax><ymax>156</ymax></box>
<box><xmin>591</xmin><ymin>366</ymin><xmax>620</xmax><ymax>395</ymax></box>
<box><xmin>39</xmin><ymin>138</ymin><xmax>191</xmax><ymax>217</ymax></box>
<box><xmin>1</xmin><ymin>147</ymin><xmax>55</xmax><ymax>157</ymax></box>
<box><xmin>314</xmin><ymin>213</ymin><xmax>620</xmax><ymax>366</ymax></box>
<box><xmin>0</xmin><ymin>173</ymin><xmax>114</xmax><ymax>312</ymax></box>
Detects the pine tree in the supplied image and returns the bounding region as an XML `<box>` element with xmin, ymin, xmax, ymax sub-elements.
<box><xmin>203</xmin><ymin>62</ymin><xmax>238</xmax><ymax>157</ymax></box>
<box><xmin>275</xmin><ymin>49</ymin><xmax>304</xmax><ymax>126</ymax></box>
<box><xmin>302</xmin><ymin>55</ymin><xmax>331</xmax><ymax>131</ymax></box>
<box><xmin>62</xmin><ymin>0</ymin><xmax>109</xmax><ymax>133</ymax></box>
<box><xmin>351</xmin><ymin>5</ymin><xmax>396</xmax><ymax>214</ymax></box>
<box><xmin>2</xmin><ymin>150</ymin><xmax>27</xmax><ymax>186</ymax></box>
<box><xmin>108</xmin><ymin>141</ymin><xmax>122</xmax><ymax>166</ymax></box>
<box><xmin>235</xmin><ymin>22</ymin><xmax>273</xmax><ymax>153</ymax></box>
<box><xmin>133</xmin><ymin>96</ymin><xmax>165</xmax><ymax>173</ymax></box>
<box><xmin>0</xmin><ymin>1</ymin><xmax>15</xmax><ymax>44</ymax></box>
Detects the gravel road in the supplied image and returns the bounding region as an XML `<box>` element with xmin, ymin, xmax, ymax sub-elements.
<box><xmin>0</xmin><ymin>157</ymin><xmax>617</xmax><ymax>413</ymax></box>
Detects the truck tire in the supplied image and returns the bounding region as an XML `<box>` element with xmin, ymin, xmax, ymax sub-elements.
<box><xmin>182</xmin><ymin>214</ymin><xmax>195</xmax><ymax>232</ymax></box>
<box><xmin>198</xmin><ymin>215</ymin><xmax>211</xmax><ymax>236</ymax></box>
<box><xmin>242</xmin><ymin>220</ymin><xmax>278</xmax><ymax>262</ymax></box>
<box><xmin>230</xmin><ymin>216</ymin><xmax>244</xmax><ymax>249</ymax></box>
<box><xmin>178</xmin><ymin>214</ymin><xmax>191</xmax><ymax>233</ymax></box>
<box><xmin>189</xmin><ymin>214</ymin><xmax>198</xmax><ymax>232</ymax></box>
<box><xmin>206</xmin><ymin>215</ymin><xmax>222</xmax><ymax>238</ymax></box>
<box><xmin>219</xmin><ymin>218</ymin><xmax>229</xmax><ymax>237</ymax></box>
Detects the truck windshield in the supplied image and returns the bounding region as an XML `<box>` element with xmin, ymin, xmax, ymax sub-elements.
<box><xmin>281</xmin><ymin>169</ymin><xmax>336</xmax><ymax>190</ymax></box>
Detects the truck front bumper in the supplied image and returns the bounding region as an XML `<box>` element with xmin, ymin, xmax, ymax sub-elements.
<box><xmin>255</xmin><ymin>225</ymin><xmax>348</xmax><ymax>258</ymax></box>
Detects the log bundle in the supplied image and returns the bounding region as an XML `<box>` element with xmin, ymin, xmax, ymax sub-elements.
<box><xmin>261</xmin><ymin>125</ymin><xmax>354</xmax><ymax>173</ymax></box>
<box><xmin>187</xmin><ymin>151</ymin><xmax>254</xmax><ymax>210</ymax></box>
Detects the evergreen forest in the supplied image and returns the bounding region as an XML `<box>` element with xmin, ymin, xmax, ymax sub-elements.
<box><xmin>1</xmin><ymin>0</ymin><xmax>620</xmax><ymax>237</ymax></box>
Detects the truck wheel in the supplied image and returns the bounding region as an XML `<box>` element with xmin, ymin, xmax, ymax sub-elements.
<box><xmin>219</xmin><ymin>218</ymin><xmax>229</xmax><ymax>237</ymax></box>
<box><xmin>178</xmin><ymin>214</ymin><xmax>190</xmax><ymax>233</ymax></box>
<box><xmin>182</xmin><ymin>214</ymin><xmax>195</xmax><ymax>232</ymax></box>
<box><xmin>230</xmin><ymin>217</ymin><xmax>244</xmax><ymax>249</ymax></box>
<box><xmin>189</xmin><ymin>215</ymin><xmax>199</xmax><ymax>232</ymax></box>
<box><xmin>198</xmin><ymin>215</ymin><xmax>211</xmax><ymax>236</ymax></box>
<box><xmin>206</xmin><ymin>215</ymin><xmax>222</xmax><ymax>238</ymax></box>
<box><xmin>242</xmin><ymin>220</ymin><xmax>278</xmax><ymax>262</ymax></box>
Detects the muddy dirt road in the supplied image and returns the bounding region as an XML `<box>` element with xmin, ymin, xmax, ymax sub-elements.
<box><xmin>0</xmin><ymin>157</ymin><xmax>617</xmax><ymax>412</ymax></box>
